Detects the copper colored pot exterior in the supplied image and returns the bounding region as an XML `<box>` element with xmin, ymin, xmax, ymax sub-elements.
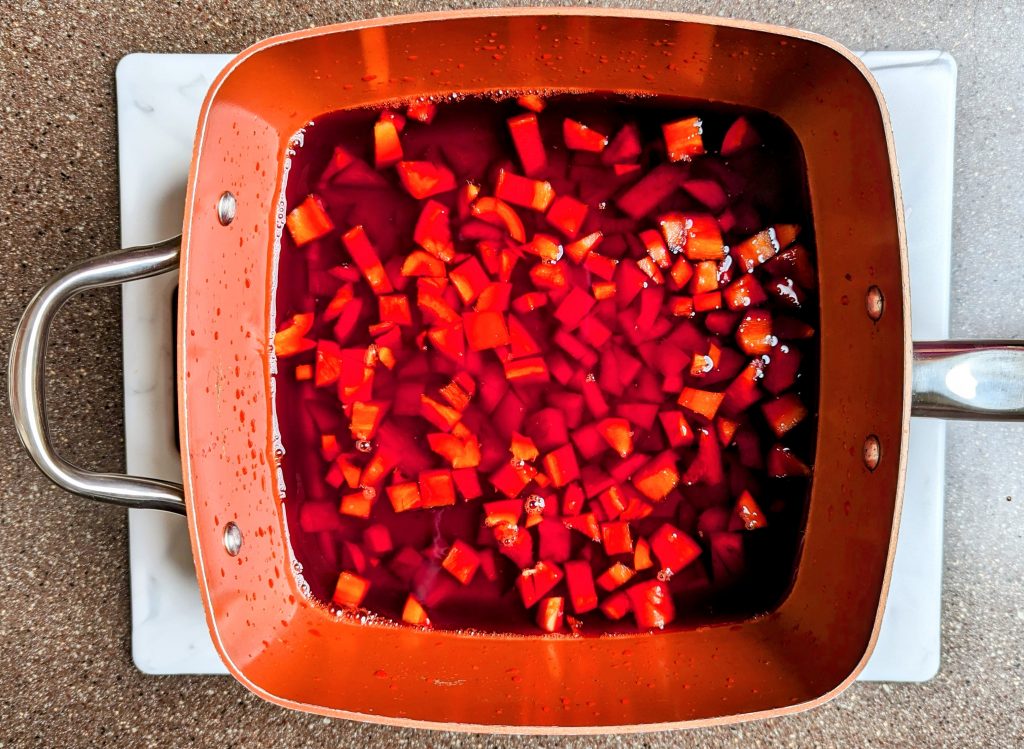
<box><xmin>178</xmin><ymin>9</ymin><xmax>909</xmax><ymax>731</ymax></box>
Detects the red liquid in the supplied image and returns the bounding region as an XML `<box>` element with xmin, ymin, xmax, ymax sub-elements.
<box><xmin>274</xmin><ymin>94</ymin><xmax>818</xmax><ymax>634</ymax></box>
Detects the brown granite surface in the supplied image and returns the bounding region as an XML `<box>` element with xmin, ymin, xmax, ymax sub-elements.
<box><xmin>1</xmin><ymin>1</ymin><xmax>1022</xmax><ymax>747</ymax></box>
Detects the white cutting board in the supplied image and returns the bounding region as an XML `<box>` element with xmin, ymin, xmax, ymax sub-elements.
<box><xmin>116</xmin><ymin>50</ymin><xmax>956</xmax><ymax>680</ymax></box>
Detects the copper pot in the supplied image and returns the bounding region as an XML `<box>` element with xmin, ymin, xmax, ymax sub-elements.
<box><xmin>10</xmin><ymin>8</ymin><xmax>1024</xmax><ymax>733</ymax></box>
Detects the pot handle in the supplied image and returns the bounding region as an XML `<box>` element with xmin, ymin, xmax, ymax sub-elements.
<box><xmin>912</xmin><ymin>341</ymin><xmax>1024</xmax><ymax>420</ymax></box>
<box><xmin>8</xmin><ymin>238</ymin><xmax>187</xmax><ymax>513</ymax></box>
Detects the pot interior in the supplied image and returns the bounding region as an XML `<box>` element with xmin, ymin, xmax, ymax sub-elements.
<box><xmin>179</xmin><ymin>9</ymin><xmax>907</xmax><ymax>730</ymax></box>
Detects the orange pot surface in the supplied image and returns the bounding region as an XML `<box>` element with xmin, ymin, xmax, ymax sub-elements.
<box><xmin>178</xmin><ymin>8</ymin><xmax>908</xmax><ymax>732</ymax></box>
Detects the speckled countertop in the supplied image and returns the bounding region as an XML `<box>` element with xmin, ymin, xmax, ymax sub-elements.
<box><xmin>1</xmin><ymin>1</ymin><xmax>1022</xmax><ymax>747</ymax></box>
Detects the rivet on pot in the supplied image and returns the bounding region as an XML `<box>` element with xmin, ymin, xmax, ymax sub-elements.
<box><xmin>223</xmin><ymin>521</ymin><xmax>242</xmax><ymax>556</ymax></box>
<box><xmin>865</xmin><ymin>286</ymin><xmax>884</xmax><ymax>321</ymax></box>
<box><xmin>862</xmin><ymin>435</ymin><xmax>881</xmax><ymax>472</ymax></box>
<box><xmin>217</xmin><ymin>191</ymin><xmax>237</xmax><ymax>226</ymax></box>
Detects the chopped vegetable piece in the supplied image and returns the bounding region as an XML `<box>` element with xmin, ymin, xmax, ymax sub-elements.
<box><xmin>761</xmin><ymin>393</ymin><xmax>808</xmax><ymax>437</ymax></box>
<box><xmin>662</xmin><ymin>117</ymin><xmax>704</xmax><ymax>161</ymax></box>
<box><xmin>342</xmin><ymin>225</ymin><xmax>394</xmax><ymax>294</ymax></box>
<box><xmin>564</xmin><ymin>560</ymin><xmax>598</xmax><ymax>614</ymax></box>
<box><xmin>462</xmin><ymin>310</ymin><xmax>510</xmax><ymax>351</ymax></box>
<box><xmin>332</xmin><ymin>571</ymin><xmax>370</xmax><ymax>608</ymax></box>
<box><xmin>442</xmin><ymin>540</ymin><xmax>481</xmax><ymax>584</ymax></box>
<box><xmin>563</xmin><ymin>118</ymin><xmax>608</xmax><ymax>152</ymax></box>
<box><xmin>736</xmin><ymin>309</ymin><xmax>774</xmax><ymax>356</ymax></box>
<box><xmin>471</xmin><ymin>197</ymin><xmax>526</xmax><ymax>242</ymax></box>
<box><xmin>286</xmin><ymin>195</ymin><xmax>334</xmax><ymax>246</ymax></box>
<box><xmin>373</xmin><ymin>119</ymin><xmax>403</xmax><ymax>168</ymax></box>
<box><xmin>649</xmin><ymin>523</ymin><xmax>701</xmax><ymax>574</ymax></box>
<box><xmin>419</xmin><ymin>469</ymin><xmax>456</xmax><ymax>507</ymax></box>
<box><xmin>516</xmin><ymin>561</ymin><xmax>564</xmax><ymax>608</ymax></box>
<box><xmin>601</xmin><ymin>521</ymin><xmax>634</xmax><ymax>556</ymax></box>
<box><xmin>546</xmin><ymin>195</ymin><xmax>589</xmax><ymax>239</ymax></box>
<box><xmin>626</xmin><ymin>580</ymin><xmax>675</xmax><ymax>629</ymax></box>
<box><xmin>678</xmin><ymin>388</ymin><xmax>725</xmax><ymax>421</ymax></box>
<box><xmin>396</xmin><ymin>160</ymin><xmax>457</xmax><ymax>198</ymax></box>
<box><xmin>631</xmin><ymin>451</ymin><xmax>680</xmax><ymax>501</ymax></box>
<box><xmin>402</xmin><ymin>595</ymin><xmax>431</xmax><ymax>626</ymax></box>
<box><xmin>721</xmin><ymin>116</ymin><xmax>761</xmax><ymax>155</ymax></box>
<box><xmin>495</xmin><ymin>168</ymin><xmax>556</xmax><ymax>212</ymax></box>
<box><xmin>733</xmin><ymin>228</ymin><xmax>781</xmax><ymax>272</ymax></box>
<box><xmin>536</xmin><ymin>596</ymin><xmax>565</xmax><ymax>633</ymax></box>
<box><xmin>274</xmin><ymin>312</ymin><xmax>315</xmax><ymax>358</ymax></box>
<box><xmin>597</xmin><ymin>561</ymin><xmax>636</xmax><ymax>592</ymax></box>
<box><xmin>508</xmin><ymin>113</ymin><xmax>548</xmax><ymax>176</ymax></box>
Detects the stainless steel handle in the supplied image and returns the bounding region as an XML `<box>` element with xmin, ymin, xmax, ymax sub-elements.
<box><xmin>8</xmin><ymin>238</ymin><xmax>187</xmax><ymax>513</ymax></box>
<box><xmin>912</xmin><ymin>341</ymin><xmax>1024</xmax><ymax>420</ymax></box>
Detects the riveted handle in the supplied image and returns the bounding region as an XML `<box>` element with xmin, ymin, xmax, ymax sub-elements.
<box><xmin>911</xmin><ymin>341</ymin><xmax>1024</xmax><ymax>420</ymax></box>
<box><xmin>9</xmin><ymin>238</ymin><xmax>187</xmax><ymax>513</ymax></box>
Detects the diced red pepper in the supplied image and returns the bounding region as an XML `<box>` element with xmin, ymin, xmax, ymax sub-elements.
<box><xmin>600</xmin><ymin>591</ymin><xmax>631</xmax><ymax>621</ymax></box>
<box><xmin>626</xmin><ymin>580</ymin><xmax>676</xmax><ymax>629</ymax></box>
<box><xmin>495</xmin><ymin>167</ymin><xmax>555</xmax><ymax>211</ymax></box>
<box><xmin>332</xmin><ymin>571</ymin><xmax>370</xmax><ymax>608</ymax></box>
<box><xmin>402</xmin><ymin>595</ymin><xmax>431</xmax><ymax>626</ymax></box>
<box><xmin>418</xmin><ymin>469</ymin><xmax>456</xmax><ymax>508</ymax></box>
<box><xmin>524</xmin><ymin>233</ymin><xmax>564</xmax><ymax>263</ymax></box>
<box><xmin>342</xmin><ymin>225</ymin><xmax>394</xmax><ymax>294</ymax></box>
<box><xmin>663</xmin><ymin>117</ymin><xmax>704</xmax><ymax>161</ymax></box>
<box><xmin>508</xmin><ymin>113</ymin><xmax>548</xmax><ymax>176</ymax></box>
<box><xmin>373</xmin><ymin>119</ymin><xmax>403</xmax><ymax>168</ymax></box>
<box><xmin>681</xmin><ymin>428</ymin><xmax>724</xmax><ymax>486</ymax></box>
<box><xmin>764</xmin><ymin>343</ymin><xmax>801</xmax><ymax>394</ymax></box>
<box><xmin>386</xmin><ymin>481</ymin><xmax>423</xmax><ymax>513</ymax></box>
<box><xmin>565</xmin><ymin>231</ymin><xmax>602</xmax><ymax>264</ymax></box>
<box><xmin>364</xmin><ymin>523</ymin><xmax>393</xmax><ymax>555</ymax></box>
<box><xmin>471</xmin><ymin>197</ymin><xmax>526</xmax><ymax>242</ymax></box>
<box><xmin>406</xmin><ymin>99</ymin><xmax>437</xmax><ymax>124</ymax></box>
<box><xmin>668</xmin><ymin>295</ymin><xmax>694</xmax><ymax>317</ymax></box>
<box><xmin>399</xmin><ymin>251</ymin><xmax>446</xmax><ymax>281</ymax></box>
<box><xmin>413</xmin><ymin>199</ymin><xmax>455</xmax><ymax>263</ymax></box>
<box><xmin>596</xmin><ymin>562</ymin><xmax>635</xmax><ymax>591</ymax></box>
<box><xmin>563</xmin><ymin>118</ymin><xmax>608</xmax><ymax>152</ymax></box>
<box><xmin>636</xmin><ymin>257</ymin><xmax>665</xmax><ymax>285</ymax></box>
<box><xmin>516</xmin><ymin>561</ymin><xmax>564</xmax><ymax>608</ymax></box>
<box><xmin>451</xmin><ymin>467</ymin><xmax>483</xmax><ymax>499</ymax></box>
<box><xmin>511</xmin><ymin>291</ymin><xmax>549</xmax><ymax>314</ymax></box>
<box><xmin>634</xmin><ymin>538</ymin><xmax>654</xmax><ymax>571</ymax></box>
<box><xmin>733</xmin><ymin>228</ymin><xmax>781</xmax><ymax>272</ymax></box>
<box><xmin>462</xmin><ymin>310</ymin><xmax>510</xmax><ymax>351</ymax></box>
<box><xmin>565</xmin><ymin>512</ymin><xmax>602</xmax><ymax>543</ymax></box>
<box><xmin>716</xmin><ymin>415</ymin><xmax>740</xmax><ymax>446</ymax></box>
<box><xmin>339</xmin><ymin>490</ymin><xmax>374</xmax><ymax>519</ymax></box>
<box><xmin>597</xmin><ymin>417</ymin><xmax>633</xmax><ymax>458</ymax></box>
<box><xmin>639</xmin><ymin>229</ymin><xmax>672</xmax><ymax>269</ymax></box>
<box><xmin>631</xmin><ymin>451</ymin><xmax>680</xmax><ymax>501</ymax></box>
<box><xmin>601</xmin><ymin>521</ymin><xmax>634</xmax><ymax>556</ymax></box>
<box><xmin>678</xmin><ymin>387</ymin><xmax>725</xmax><ymax>421</ymax></box>
<box><xmin>720</xmin><ymin>116</ymin><xmax>762</xmax><ymax>156</ymax></box>
<box><xmin>274</xmin><ymin>312</ymin><xmax>315</xmax><ymax>358</ymax></box>
<box><xmin>377</xmin><ymin>294</ymin><xmax>411</xmax><ymax>326</ymax></box>
<box><xmin>294</xmin><ymin>363</ymin><xmax>313</xmax><ymax>381</ymax></box>
<box><xmin>285</xmin><ymin>195</ymin><xmax>334</xmax><ymax>247</ymax></box>
<box><xmin>735</xmin><ymin>490</ymin><xmax>768</xmax><ymax>530</ymax></box>
<box><xmin>396</xmin><ymin>160</ymin><xmax>457</xmax><ymax>199</ymax></box>
<box><xmin>529</xmin><ymin>261</ymin><xmax>569</xmax><ymax>290</ymax></box>
<box><xmin>723</xmin><ymin>274</ymin><xmax>767</xmax><ymax>310</ymax></box>
<box><xmin>546</xmin><ymin>195</ymin><xmax>589</xmax><ymax>239</ymax></box>
<box><xmin>442</xmin><ymin>540</ymin><xmax>480</xmax><ymax>584</ymax></box>
<box><xmin>564</xmin><ymin>560</ymin><xmax>598</xmax><ymax>614</ymax></box>
<box><xmin>736</xmin><ymin>309</ymin><xmax>774</xmax><ymax>356</ymax></box>
<box><xmin>681</xmin><ymin>215</ymin><xmax>725</xmax><ymax>261</ymax></box>
<box><xmin>320</xmin><ymin>145</ymin><xmax>357</xmax><ymax>183</ymax></box>
<box><xmin>543</xmin><ymin>443</ymin><xmax>580</xmax><ymax>487</ymax></box>
<box><xmin>349</xmin><ymin>400</ymin><xmax>386</xmax><ymax>441</ymax></box>
<box><xmin>517</xmin><ymin>94</ymin><xmax>546</xmax><ymax>112</ymax></box>
<box><xmin>761</xmin><ymin>393</ymin><xmax>808</xmax><ymax>438</ymax></box>
<box><xmin>535</xmin><ymin>596</ymin><xmax>565</xmax><ymax>633</ymax></box>
<box><xmin>649</xmin><ymin>522</ymin><xmax>701</xmax><ymax>574</ymax></box>
<box><xmin>448</xmin><ymin>257</ymin><xmax>489</xmax><ymax>304</ymax></box>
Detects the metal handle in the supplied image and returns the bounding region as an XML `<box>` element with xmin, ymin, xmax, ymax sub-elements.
<box><xmin>912</xmin><ymin>341</ymin><xmax>1024</xmax><ymax>420</ymax></box>
<box><xmin>9</xmin><ymin>238</ymin><xmax>187</xmax><ymax>513</ymax></box>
